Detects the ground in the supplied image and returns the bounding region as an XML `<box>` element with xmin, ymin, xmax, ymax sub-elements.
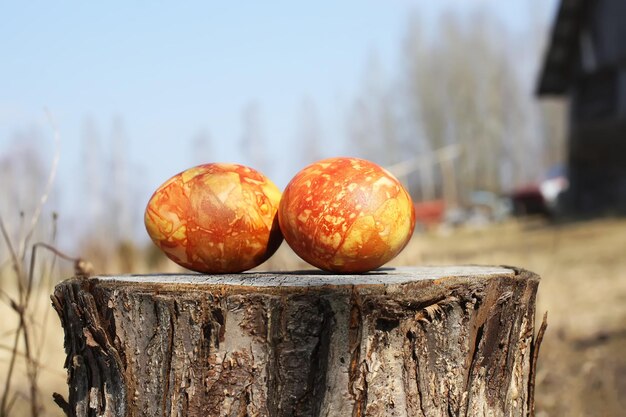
<box><xmin>2</xmin><ymin>217</ymin><xmax>625</xmax><ymax>416</ymax></box>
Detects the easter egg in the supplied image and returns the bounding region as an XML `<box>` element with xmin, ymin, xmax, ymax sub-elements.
<box><xmin>144</xmin><ymin>163</ymin><xmax>283</xmax><ymax>273</ymax></box>
<box><xmin>278</xmin><ymin>157</ymin><xmax>415</xmax><ymax>273</ymax></box>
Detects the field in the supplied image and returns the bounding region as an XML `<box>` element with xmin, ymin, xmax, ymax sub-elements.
<box><xmin>2</xmin><ymin>217</ymin><xmax>626</xmax><ymax>416</ymax></box>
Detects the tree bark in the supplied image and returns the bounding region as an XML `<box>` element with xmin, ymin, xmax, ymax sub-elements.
<box><xmin>52</xmin><ymin>266</ymin><xmax>541</xmax><ymax>417</ymax></box>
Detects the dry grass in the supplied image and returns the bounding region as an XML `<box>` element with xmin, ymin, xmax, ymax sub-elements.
<box><xmin>2</xmin><ymin>217</ymin><xmax>626</xmax><ymax>416</ymax></box>
<box><xmin>0</xmin><ymin>288</ymin><xmax>67</xmax><ymax>417</ymax></box>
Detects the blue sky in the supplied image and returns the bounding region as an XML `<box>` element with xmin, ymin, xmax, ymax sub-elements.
<box><xmin>0</xmin><ymin>0</ymin><xmax>557</xmax><ymax>243</ymax></box>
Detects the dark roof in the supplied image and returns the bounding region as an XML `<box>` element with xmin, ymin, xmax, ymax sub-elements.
<box><xmin>536</xmin><ymin>0</ymin><xmax>590</xmax><ymax>95</ymax></box>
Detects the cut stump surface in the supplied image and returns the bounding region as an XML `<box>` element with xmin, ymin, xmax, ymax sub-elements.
<box><xmin>52</xmin><ymin>266</ymin><xmax>541</xmax><ymax>417</ymax></box>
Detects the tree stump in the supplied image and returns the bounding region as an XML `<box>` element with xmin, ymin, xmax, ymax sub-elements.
<box><xmin>52</xmin><ymin>266</ymin><xmax>542</xmax><ymax>417</ymax></box>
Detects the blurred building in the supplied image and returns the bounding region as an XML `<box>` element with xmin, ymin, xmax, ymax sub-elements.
<box><xmin>537</xmin><ymin>0</ymin><xmax>626</xmax><ymax>215</ymax></box>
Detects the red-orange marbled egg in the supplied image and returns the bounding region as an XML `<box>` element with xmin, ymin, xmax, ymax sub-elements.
<box><xmin>145</xmin><ymin>163</ymin><xmax>283</xmax><ymax>273</ymax></box>
<box><xmin>278</xmin><ymin>157</ymin><xmax>416</xmax><ymax>273</ymax></box>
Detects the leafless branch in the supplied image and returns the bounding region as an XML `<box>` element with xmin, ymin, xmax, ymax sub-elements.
<box><xmin>0</xmin><ymin>215</ymin><xmax>24</xmax><ymax>299</ymax></box>
<box><xmin>19</xmin><ymin>109</ymin><xmax>61</xmax><ymax>263</ymax></box>
<box><xmin>0</xmin><ymin>322</ymin><xmax>23</xmax><ymax>416</ymax></box>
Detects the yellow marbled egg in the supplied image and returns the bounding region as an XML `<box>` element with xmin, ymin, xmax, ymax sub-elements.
<box><xmin>145</xmin><ymin>163</ymin><xmax>283</xmax><ymax>273</ymax></box>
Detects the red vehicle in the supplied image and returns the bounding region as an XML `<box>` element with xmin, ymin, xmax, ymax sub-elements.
<box><xmin>511</xmin><ymin>167</ymin><xmax>569</xmax><ymax>217</ymax></box>
<box><xmin>413</xmin><ymin>200</ymin><xmax>446</xmax><ymax>228</ymax></box>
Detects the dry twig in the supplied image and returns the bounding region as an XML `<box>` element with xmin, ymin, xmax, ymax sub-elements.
<box><xmin>0</xmin><ymin>110</ymin><xmax>78</xmax><ymax>417</ymax></box>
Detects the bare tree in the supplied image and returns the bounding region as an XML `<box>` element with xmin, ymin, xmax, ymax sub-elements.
<box><xmin>527</xmin><ymin>0</ymin><xmax>568</xmax><ymax>174</ymax></box>
<box><xmin>80</xmin><ymin>117</ymin><xmax>104</xmax><ymax>232</ymax></box>
<box><xmin>337</xmin><ymin>6</ymin><xmax>564</xmax><ymax>204</ymax></box>
<box><xmin>109</xmin><ymin>116</ymin><xmax>132</xmax><ymax>243</ymax></box>
<box><xmin>403</xmin><ymin>16</ymin><xmax>448</xmax><ymax>155</ymax></box>
<box><xmin>190</xmin><ymin>129</ymin><xmax>212</xmax><ymax>166</ymax></box>
<box><xmin>78</xmin><ymin>116</ymin><xmax>136</xmax><ymax>273</ymax></box>
<box><xmin>240</xmin><ymin>101</ymin><xmax>270</xmax><ymax>175</ymax></box>
<box><xmin>400</xmin><ymin>10</ymin><xmax>558</xmax><ymax>199</ymax></box>
<box><xmin>0</xmin><ymin>130</ymin><xmax>52</xmax><ymax>261</ymax></box>
<box><xmin>345</xmin><ymin>52</ymin><xmax>404</xmax><ymax>166</ymax></box>
<box><xmin>296</xmin><ymin>96</ymin><xmax>324</xmax><ymax>165</ymax></box>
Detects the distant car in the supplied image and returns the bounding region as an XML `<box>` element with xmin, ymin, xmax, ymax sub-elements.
<box><xmin>511</xmin><ymin>166</ymin><xmax>569</xmax><ymax>217</ymax></box>
<box><xmin>413</xmin><ymin>200</ymin><xmax>446</xmax><ymax>229</ymax></box>
<box><xmin>511</xmin><ymin>184</ymin><xmax>549</xmax><ymax>216</ymax></box>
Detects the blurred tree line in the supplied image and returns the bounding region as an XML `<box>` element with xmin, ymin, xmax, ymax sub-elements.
<box><xmin>342</xmin><ymin>10</ymin><xmax>566</xmax><ymax>202</ymax></box>
<box><xmin>239</xmin><ymin>8</ymin><xmax>567</xmax><ymax>204</ymax></box>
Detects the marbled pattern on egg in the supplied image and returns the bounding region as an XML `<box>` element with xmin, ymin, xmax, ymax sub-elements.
<box><xmin>278</xmin><ymin>157</ymin><xmax>415</xmax><ymax>273</ymax></box>
<box><xmin>145</xmin><ymin>163</ymin><xmax>282</xmax><ymax>273</ymax></box>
